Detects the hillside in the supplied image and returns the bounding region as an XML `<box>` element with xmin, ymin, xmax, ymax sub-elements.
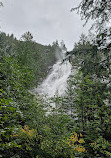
<box><xmin>0</xmin><ymin>31</ymin><xmax>57</xmax><ymax>88</ymax></box>
<box><xmin>1</xmin><ymin>29</ymin><xmax>111</xmax><ymax>158</ymax></box>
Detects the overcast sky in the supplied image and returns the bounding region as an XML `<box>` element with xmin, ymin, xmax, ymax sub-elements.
<box><xmin>0</xmin><ymin>0</ymin><xmax>91</xmax><ymax>50</ymax></box>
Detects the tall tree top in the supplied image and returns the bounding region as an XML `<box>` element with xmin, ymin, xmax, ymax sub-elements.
<box><xmin>71</xmin><ymin>0</ymin><xmax>111</xmax><ymax>30</ymax></box>
<box><xmin>21</xmin><ymin>31</ymin><xmax>33</xmax><ymax>42</ymax></box>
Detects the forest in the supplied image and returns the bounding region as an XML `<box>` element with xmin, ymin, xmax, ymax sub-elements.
<box><xmin>0</xmin><ymin>0</ymin><xmax>111</xmax><ymax>158</ymax></box>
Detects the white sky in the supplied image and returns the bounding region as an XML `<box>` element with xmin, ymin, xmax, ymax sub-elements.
<box><xmin>0</xmin><ymin>0</ymin><xmax>91</xmax><ymax>50</ymax></box>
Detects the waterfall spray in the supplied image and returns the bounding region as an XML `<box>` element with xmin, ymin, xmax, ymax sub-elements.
<box><xmin>34</xmin><ymin>49</ymin><xmax>72</xmax><ymax>98</ymax></box>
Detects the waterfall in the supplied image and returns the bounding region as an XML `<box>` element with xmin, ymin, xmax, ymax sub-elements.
<box><xmin>34</xmin><ymin>50</ymin><xmax>72</xmax><ymax>98</ymax></box>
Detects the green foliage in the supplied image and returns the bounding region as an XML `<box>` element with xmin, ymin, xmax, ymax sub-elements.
<box><xmin>1</xmin><ymin>31</ymin><xmax>77</xmax><ymax>158</ymax></box>
<box><xmin>71</xmin><ymin>0</ymin><xmax>111</xmax><ymax>29</ymax></box>
<box><xmin>0</xmin><ymin>31</ymin><xmax>57</xmax><ymax>87</ymax></box>
<box><xmin>0</xmin><ymin>44</ymin><xmax>34</xmax><ymax>157</ymax></box>
<box><xmin>65</xmin><ymin>70</ymin><xmax>111</xmax><ymax>157</ymax></box>
<box><xmin>1</xmin><ymin>0</ymin><xmax>111</xmax><ymax>155</ymax></box>
<box><xmin>66</xmin><ymin>31</ymin><xmax>111</xmax><ymax>157</ymax></box>
<box><xmin>90</xmin><ymin>136</ymin><xmax>111</xmax><ymax>157</ymax></box>
<box><xmin>21</xmin><ymin>31</ymin><xmax>33</xmax><ymax>42</ymax></box>
<box><xmin>0</xmin><ymin>31</ymin><xmax>56</xmax><ymax>157</ymax></box>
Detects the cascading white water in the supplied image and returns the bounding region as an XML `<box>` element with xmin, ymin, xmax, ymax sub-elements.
<box><xmin>35</xmin><ymin>50</ymin><xmax>72</xmax><ymax>98</ymax></box>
